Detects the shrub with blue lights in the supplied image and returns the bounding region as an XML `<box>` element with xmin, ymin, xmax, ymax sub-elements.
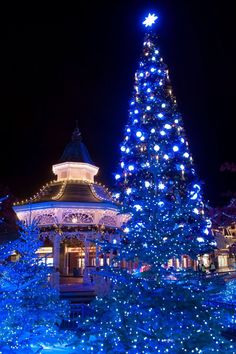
<box><xmin>0</xmin><ymin>222</ymin><xmax>73</xmax><ymax>353</ymax></box>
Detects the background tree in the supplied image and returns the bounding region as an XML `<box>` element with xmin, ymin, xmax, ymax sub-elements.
<box><xmin>0</xmin><ymin>186</ymin><xmax>17</xmax><ymax>234</ymax></box>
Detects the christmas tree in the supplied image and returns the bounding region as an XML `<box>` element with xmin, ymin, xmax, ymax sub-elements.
<box><xmin>0</xmin><ymin>222</ymin><xmax>74</xmax><ymax>353</ymax></box>
<box><xmin>77</xmin><ymin>14</ymin><xmax>235</xmax><ymax>353</ymax></box>
<box><xmin>115</xmin><ymin>13</ymin><xmax>215</xmax><ymax>264</ymax></box>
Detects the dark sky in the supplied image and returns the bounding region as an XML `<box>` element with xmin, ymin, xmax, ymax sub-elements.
<box><xmin>0</xmin><ymin>1</ymin><xmax>235</xmax><ymax>206</ymax></box>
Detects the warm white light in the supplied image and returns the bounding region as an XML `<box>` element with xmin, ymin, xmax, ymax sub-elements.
<box><xmin>52</xmin><ymin>162</ymin><xmax>99</xmax><ymax>183</ymax></box>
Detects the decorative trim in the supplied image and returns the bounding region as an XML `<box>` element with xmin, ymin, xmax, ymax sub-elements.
<box><xmin>52</xmin><ymin>180</ymin><xmax>67</xmax><ymax>200</ymax></box>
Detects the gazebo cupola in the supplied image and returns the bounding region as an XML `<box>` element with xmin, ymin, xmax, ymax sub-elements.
<box><xmin>53</xmin><ymin>128</ymin><xmax>99</xmax><ymax>183</ymax></box>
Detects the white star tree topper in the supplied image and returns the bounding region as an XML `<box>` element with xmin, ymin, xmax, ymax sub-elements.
<box><xmin>143</xmin><ymin>13</ymin><xmax>158</xmax><ymax>27</ymax></box>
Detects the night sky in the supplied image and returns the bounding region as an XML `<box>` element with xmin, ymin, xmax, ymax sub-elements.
<box><xmin>0</xmin><ymin>1</ymin><xmax>235</xmax><ymax>206</ymax></box>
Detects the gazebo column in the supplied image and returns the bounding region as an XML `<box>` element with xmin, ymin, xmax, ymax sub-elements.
<box><xmin>63</xmin><ymin>244</ymin><xmax>69</xmax><ymax>275</ymax></box>
<box><xmin>103</xmin><ymin>252</ymin><xmax>107</xmax><ymax>266</ymax></box>
<box><xmin>103</xmin><ymin>233</ymin><xmax>109</xmax><ymax>266</ymax></box>
<box><xmin>95</xmin><ymin>243</ymin><xmax>100</xmax><ymax>267</ymax></box>
<box><xmin>83</xmin><ymin>240</ymin><xmax>90</xmax><ymax>282</ymax></box>
<box><xmin>51</xmin><ymin>233</ymin><xmax>60</xmax><ymax>289</ymax></box>
<box><xmin>108</xmin><ymin>234</ymin><xmax>113</xmax><ymax>265</ymax></box>
<box><xmin>53</xmin><ymin>234</ymin><xmax>61</xmax><ymax>270</ymax></box>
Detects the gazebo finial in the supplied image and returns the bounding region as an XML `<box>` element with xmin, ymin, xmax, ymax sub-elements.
<box><xmin>72</xmin><ymin>122</ymin><xmax>81</xmax><ymax>141</ymax></box>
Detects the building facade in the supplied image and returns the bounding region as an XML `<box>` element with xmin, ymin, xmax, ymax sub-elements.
<box><xmin>207</xmin><ymin>200</ymin><xmax>236</xmax><ymax>270</ymax></box>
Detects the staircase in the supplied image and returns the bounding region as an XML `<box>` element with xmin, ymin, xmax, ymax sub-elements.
<box><xmin>60</xmin><ymin>279</ymin><xmax>96</xmax><ymax>304</ymax></box>
<box><xmin>60</xmin><ymin>287</ymin><xmax>96</xmax><ymax>304</ymax></box>
<box><xmin>60</xmin><ymin>284</ymin><xmax>95</xmax><ymax>326</ymax></box>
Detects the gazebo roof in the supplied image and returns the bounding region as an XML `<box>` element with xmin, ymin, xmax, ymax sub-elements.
<box><xmin>58</xmin><ymin>128</ymin><xmax>93</xmax><ymax>164</ymax></box>
<box><xmin>18</xmin><ymin>180</ymin><xmax>116</xmax><ymax>205</ymax></box>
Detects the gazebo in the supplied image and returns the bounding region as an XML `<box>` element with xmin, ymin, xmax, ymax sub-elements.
<box><xmin>13</xmin><ymin>128</ymin><xmax>129</xmax><ymax>282</ymax></box>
